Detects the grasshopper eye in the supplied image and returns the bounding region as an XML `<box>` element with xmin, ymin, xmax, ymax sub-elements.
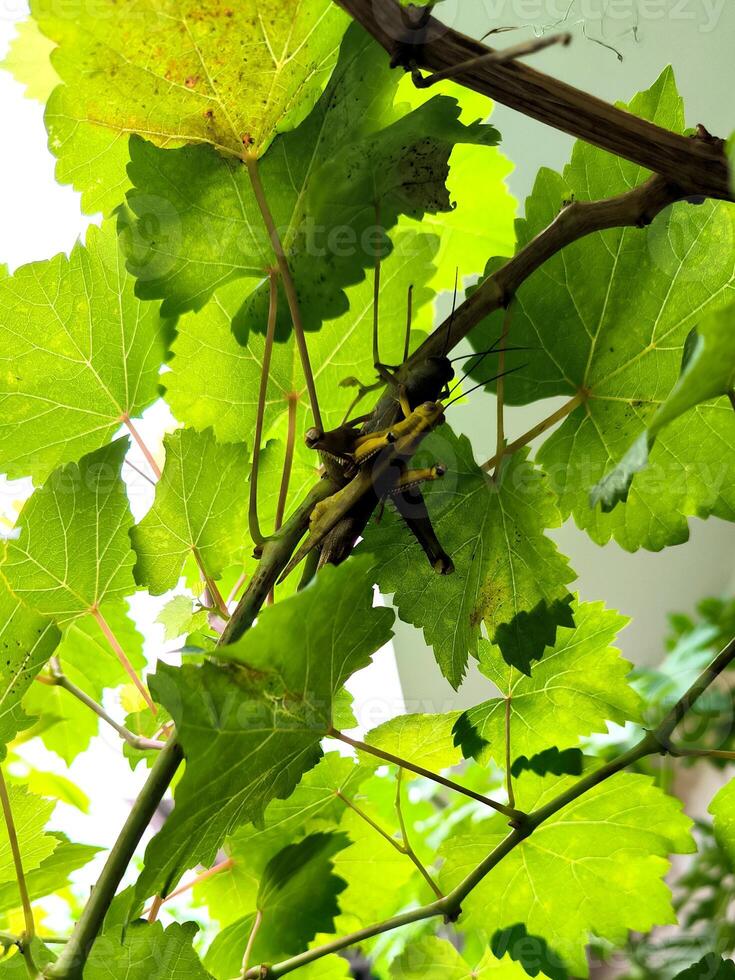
<box><xmin>305</xmin><ymin>427</ymin><xmax>322</xmax><ymax>448</ymax></box>
<box><xmin>434</xmin><ymin>463</ymin><xmax>447</xmax><ymax>478</ymax></box>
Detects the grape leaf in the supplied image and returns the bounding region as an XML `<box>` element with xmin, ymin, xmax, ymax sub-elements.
<box><xmin>390</xmin><ymin>936</ymin><xmax>529</xmax><ymax>979</ymax></box>
<box><xmin>135</xmin><ymin>558</ymin><xmax>393</xmax><ymax>901</ymax></box>
<box><xmin>490</xmin><ymin>925</ymin><xmax>569</xmax><ymax>980</ymax></box>
<box><xmin>156</xmin><ymin>596</ymin><xmax>208</xmax><ymax>642</ymax></box>
<box><xmin>85</xmin><ymin>921</ymin><xmax>212</xmax><ymax>979</ymax></box>
<box><xmin>23</xmin><ymin>600</ymin><xmax>146</xmax><ymax>765</ymax></box>
<box><xmin>131</xmin><ymin>428</ymin><xmax>249</xmax><ymax>594</ymax></box>
<box><xmin>0</xmin><ymin>221</ymin><xmax>167</xmax><ymax>483</ymax></box>
<box><xmin>709</xmin><ymin>777</ymin><xmax>735</xmax><ymax>867</ymax></box>
<box><xmin>0</xmin><ymin>785</ymin><xmax>58</xmax><ymax>884</ymax></box>
<box><xmin>164</xmin><ymin>229</ymin><xmax>436</xmax><ymax>470</ymax></box>
<box><xmin>46</xmin><ymin>85</ymin><xmax>132</xmax><ymax>217</ymax></box>
<box><xmin>453</xmin><ymin>600</ymin><xmax>643</xmax><ymax>766</ymax></box>
<box><xmin>394</xmin><ymin>76</ymin><xmax>516</xmax><ymax>294</ymax></box>
<box><xmin>439</xmin><ymin>770</ymin><xmax>695</xmax><ymax>976</ymax></box>
<box><xmin>0</xmin><ymin>834</ymin><xmax>99</xmax><ymax>914</ymax></box>
<box><xmin>469</xmin><ymin>68</ymin><xmax>735</xmax><ymax>551</ymax></box>
<box><xmin>196</xmin><ymin>753</ymin><xmax>367</xmax><ymax>928</ymax></box>
<box><xmin>121</xmin><ymin>26</ymin><xmax>499</xmax><ymax>320</ymax></box>
<box><xmin>1</xmin><ymin>18</ymin><xmax>58</xmax><ymax>102</ymax></box>
<box><xmin>204</xmin><ymin>832</ymin><xmax>348</xmax><ymax>979</ymax></box>
<box><xmin>3</xmin><ymin>441</ymin><xmax>136</xmax><ymax>625</ymax></box>
<box><xmin>673</xmin><ymin>956</ymin><xmax>735</xmax><ymax>980</ymax></box>
<box><xmin>32</xmin><ymin>0</ymin><xmax>348</xmax><ymax>160</ymax></box>
<box><xmin>362</xmin><ymin>431</ymin><xmax>576</xmax><ymax>686</ymax></box>
<box><xmin>365</xmin><ymin>712</ymin><xmax>463</xmax><ymax>772</ymax></box>
<box><xmin>592</xmin><ymin>300</ymin><xmax>735</xmax><ymax>511</ymax></box>
<box><xmin>0</xmin><ymin>581</ymin><xmax>60</xmax><ymax>759</ymax></box>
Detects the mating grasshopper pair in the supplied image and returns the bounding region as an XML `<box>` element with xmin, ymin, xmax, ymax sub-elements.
<box><xmin>277</xmin><ymin>267</ymin><xmax>518</xmax><ymax>583</ymax></box>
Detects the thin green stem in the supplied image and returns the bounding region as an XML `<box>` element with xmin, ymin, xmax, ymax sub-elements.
<box><xmin>395</xmin><ymin>770</ymin><xmax>444</xmax><ymax>900</ymax></box>
<box><xmin>275</xmin><ymin>395</ymin><xmax>298</xmax><ymax>532</ymax></box>
<box><xmin>44</xmin><ymin>739</ymin><xmax>183</xmax><ymax>980</ymax></box>
<box><xmin>0</xmin><ymin>768</ymin><xmax>36</xmax><ymax>977</ymax></box>
<box><xmin>337</xmin><ymin>792</ymin><xmax>404</xmax><ymax>854</ymax></box>
<box><xmin>329</xmin><ymin>728</ymin><xmax>525</xmax><ymax>822</ymax></box>
<box><xmin>241</xmin><ymin>910</ymin><xmax>263</xmax><ymax>977</ymax></box>
<box><xmin>249</xmin><ymin>269</ymin><xmax>279</xmax><ymax>547</ymax></box>
<box><xmin>668</xmin><ymin>746</ymin><xmax>735</xmax><ymax>760</ymax></box>
<box><xmin>244</xmin><ymin>151</ymin><xmax>323</xmax><ymax>432</ymax></box>
<box><xmin>42</xmin><ymin>658</ymin><xmax>165</xmax><ymax>752</ymax></box>
<box><xmin>504</xmin><ymin>694</ymin><xmax>515</xmax><ymax>810</ymax></box>
<box><xmin>481</xmin><ymin>392</ymin><xmax>584</xmax><ymax>472</ymax></box>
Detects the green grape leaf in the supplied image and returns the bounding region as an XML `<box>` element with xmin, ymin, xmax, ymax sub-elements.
<box><xmin>469</xmin><ymin>68</ymin><xmax>735</xmax><ymax>551</ymax></box>
<box><xmin>0</xmin><ymin>581</ymin><xmax>60</xmax><ymax>759</ymax></box>
<box><xmin>121</xmin><ymin>26</ymin><xmax>499</xmax><ymax>320</ymax></box>
<box><xmin>592</xmin><ymin>300</ymin><xmax>735</xmax><ymax>511</ymax></box>
<box><xmin>135</xmin><ymin>558</ymin><xmax>393</xmax><ymax>901</ymax></box>
<box><xmin>709</xmin><ymin>777</ymin><xmax>735</xmax><ymax>867</ymax></box>
<box><xmin>164</xmin><ymin>228</ymin><xmax>436</xmax><ymax>474</ymax></box>
<box><xmin>156</xmin><ymin>596</ymin><xmax>208</xmax><ymax>642</ymax></box>
<box><xmin>0</xmin><ymin>834</ymin><xmax>99</xmax><ymax>914</ymax></box>
<box><xmin>390</xmin><ymin>936</ymin><xmax>529</xmax><ymax>979</ymax></box>
<box><xmin>1</xmin><ymin>19</ymin><xmax>58</xmax><ymax>102</ymax></box>
<box><xmin>204</xmin><ymin>832</ymin><xmax>348</xmax><ymax>978</ymax></box>
<box><xmin>131</xmin><ymin>428</ymin><xmax>249</xmax><ymax>594</ymax></box>
<box><xmin>365</xmin><ymin>712</ymin><xmax>463</xmax><ymax>771</ymax></box>
<box><xmin>32</xmin><ymin>0</ymin><xmax>348</xmax><ymax>160</ymax></box>
<box><xmin>0</xmin><ymin>221</ymin><xmax>167</xmax><ymax>483</ymax></box>
<box><xmin>395</xmin><ymin>77</ymin><xmax>516</xmax><ymax>294</ymax></box>
<box><xmin>196</xmin><ymin>753</ymin><xmax>367</xmax><ymax>928</ymax></box>
<box><xmin>453</xmin><ymin>600</ymin><xmax>643</xmax><ymax>766</ymax></box>
<box><xmin>23</xmin><ymin>600</ymin><xmax>145</xmax><ymax>765</ymax></box>
<box><xmin>3</xmin><ymin>441</ymin><xmax>136</xmax><ymax>625</ymax></box>
<box><xmin>45</xmin><ymin>85</ymin><xmax>132</xmax><ymax>217</ymax></box>
<box><xmin>439</xmin><ymin>770</ymin><xmax>695</xmax><ymax>976</ymax></box>
<box><xmin>510</xmin><ymin>747</ymin><xmax>584</xmax><ymax>781</ymax></box>
<box><xmin>22</xmin><ymin>771</ymin><xmax>90</xmax><ymax>812</ymax></box>
<box><xmin>362</xmin><ymin>431</ymin><xmax>576</xmax><ymax>687</ymax></box>
<box><xmin>0</xmin><ymin>785</ymin><xmax>58</xmax><ymax>884</ymax></box>
<box><xmin>0</xmin><ymin>17</ymin><xmax>127</xmax><ymax>215</ymax></box>
<box><xmin>674</xmin><ymin>956</ymin><xmax>735</xmax><ymax>979</ymax></box>
<box><xmin>490</xmin><ymin>924</ymin><xmax>569</xmax><ymax>980</ymax></box>
<box><xmin>86</xmin><ymin>921</ymin><xmax>212</xmax><ymax>979</ymax></box>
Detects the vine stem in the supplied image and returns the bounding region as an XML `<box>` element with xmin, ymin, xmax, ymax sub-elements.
<box><xmin>504</xmin><ymin>688</ymin><xmax>515</xmax><ymax>810</ymax></box>
<box><xmin>667</xmin><ymin>746</ymin><xmax>735</xmax><ymax>760</ymax></box>
<box><xmin>240</xmin><ymin>910</ymin><xmax>263</xmax><ymax>977</ymax></box>
<box><xmin>44</xmin><ymin>739</ymin><xmax>184</xmax><ymax>980</ymax></box>
<box><xmin>275</xmin><ymin>394</ymin><xmax>298</xmax><ymax>532</ymax></box>
<box><xmin>244</xmin><ymin>151</ymin><xmax>323</xmax><ymax>432</ymax></box>
<box><xmin>328</xmin><ymin>728</ymin><xmax>523</xmax><ymax>821</ymax></box>
<box><xmin>40</xmin><ymin>658</ymin><xmax>165</xmax><ymax>751</ymax></box>
<box><xmin>91</xmin><ymin>608</ymin><xmax>156</xmax><ymax>716</ymax></box>
<box><xmin>481</xmin><ymin>392</ymin><xmax>585</xmax><ymax>472</ymax></box>
<box><xmin>395</xmin><ymin>770</ymin><xmax>443</xmax><ymax>900</ymax></box>
<box><xmin>191</xmin><ymin>547</ymin><xmax>229</xmax><ymax>620</ymax></box>
<box><xmin>0</xmin><ymin>767</ymin><xmax>36</xmax><ymax>976</ymax></box>
<box><xmin>123</xmin><ymin>416</ymin><xmax>161</xmax><ymax>480</ymax></box>
<box><xmin>247</xmin><ymin>633</ymin><xmax>735</xmax><ymax>979</ymax></box>
<box><xmin>249</xmin><ymin>269</ymin><xmax>279</xmax><ymax>547</ymax></box>
<box><xmin>142</xmin><ymin>858</ymin><xmax>235</xmax><ymax>918</ymax></box>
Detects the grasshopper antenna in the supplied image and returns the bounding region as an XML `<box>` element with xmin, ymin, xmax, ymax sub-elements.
<box><xmin>444</xmin><ymin>364</ymin><xmax>527</xmax><ymax>409</ymax></box>
<box><xmin>443</xmin><ymin>268</ymin><xmax>460</xmax><ymax>359</ymax></box>
<box><xmin>248</xmin><ymin>267</ymin><xmax>278</xmax><ymax>548</ymax></box>
<box><xmin>403</xmin><ymin>284</ymin><xmax>414</xmax><ymax>364</ymax></box>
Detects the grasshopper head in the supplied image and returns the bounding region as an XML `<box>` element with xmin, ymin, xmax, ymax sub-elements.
<box><xmin>305</xmin><ymin>427</ymin><xmax>323</xmax><ymax>449</ymax></box>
